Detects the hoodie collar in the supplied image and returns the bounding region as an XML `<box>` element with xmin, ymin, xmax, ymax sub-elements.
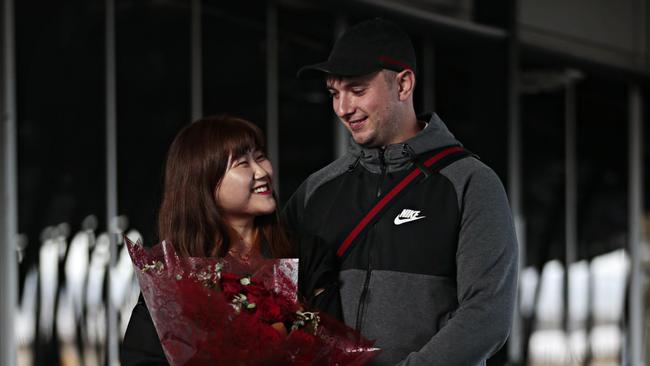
<box><xmin>348</xmin><ymin>112</ymin><xmax>461</xmax><ymax>174</ymax></box>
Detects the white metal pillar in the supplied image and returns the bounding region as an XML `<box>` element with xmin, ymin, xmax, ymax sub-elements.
<box><xmin>506</xmin><ymin>0</ymin><xmax>523</xmax><ymax>361</ymax></box>
<box><xmin>191</xmin><ymin>0</ymin><xmax>202</xmax><ymax>121</ymax></box>
<box><xmin>0</xmin><ymin>0</ymin><xmax>17</xmax><ymax>364</ymax></box>
<box><xmin>105</xmin><ymin>0</ymin><xmax>119</xmax><ymax>364</ymax></box>
<box><xmin>628</xmin><ymin>85</ymin><xmax>644</xmax><ymax>366</ymax></box>
<box><xmin>266</xmin><ymin>1</ymin><xmax>279</xmax><ymax>193</ymax></box>
<box><xmin>564</xmin><ymin>72</ymin><xmax>578</xmax><ymax>338</ymax></box>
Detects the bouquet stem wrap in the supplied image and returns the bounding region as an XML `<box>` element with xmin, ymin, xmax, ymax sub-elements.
<box><xmin>126</xmin><ymin>238</ymin><xmax>380</xmax><ymax>365</ymax></box>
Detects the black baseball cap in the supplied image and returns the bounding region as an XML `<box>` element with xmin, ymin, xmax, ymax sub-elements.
<box><xmin>297</xmin><ymin>18</ymin><xmax>416</xmax><ymax>78</ymax></box>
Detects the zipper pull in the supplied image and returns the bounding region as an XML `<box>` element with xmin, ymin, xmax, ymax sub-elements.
<box><xmin>376</xmin><ymin>148</ymin><xmax>386</xmax><ymax>198</ymax></box>
<box><xmin>404</xmin><ymin>144</ymin><xmax>432</xmax><ymax>180</ymax></box>
<box><xmin>347</xmin><ymin>155</ymin><xmax>361</xmax><ymax>171</ymax></box>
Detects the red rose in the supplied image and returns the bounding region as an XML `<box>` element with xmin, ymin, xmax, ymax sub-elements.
<box><xmin>286</xmin><ymin>329</ymin><xmax>318</xmax><ymax>365</ymax></box>
<box><xmin>220</xmin><ymin>272</ymin><xmax>239</xmax><ymax>281</ymax></box>
<box><xmin>221</xmin><ymin>280</ymin><xmax>241</xmax><ymax>298</ymax></box>
<box><xmin>258</xmin><ymin>297</ymin><xmax>283</xmax><ymax>323</ymax></box>
<box><xmin>289</xmin><ymin>329</ymin><xmax>315</xmax><ymax>344</ymax></box>
<box><xmin>245</xmin><ymin>292</ymin><xmax>259</xmax><ymax>307</ymax></box>
<box><xmin>246</xmin><ymin>283</ymin><xmax>266</xmax><ymax>297</ymax></box>
<box><xmin>274</xmin><ymin>295</ymin><xmax>298</xmax><ymax>319</ymax></box>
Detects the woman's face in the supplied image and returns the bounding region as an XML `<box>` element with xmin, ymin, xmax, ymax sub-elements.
<box><xmin>215</xmin><ymin>150</ymin><xmax>276</xmax><ymax>222</ymax></box>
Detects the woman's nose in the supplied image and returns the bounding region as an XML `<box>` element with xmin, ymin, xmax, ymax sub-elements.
<box><xmin>251</xmin><ymin>160</ymin><xmax>271</xmax><ymax>180</ymax></box>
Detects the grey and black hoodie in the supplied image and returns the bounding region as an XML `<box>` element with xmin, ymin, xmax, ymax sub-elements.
<box><xmin>282</xmin><ymin>113</ymin><xmax>518</xmax><ymax>366</ymax></box>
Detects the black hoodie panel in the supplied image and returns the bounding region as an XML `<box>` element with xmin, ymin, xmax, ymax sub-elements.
<box><xmin>300</xmin><ymin>156</ymin><xmax>460</xmax><ymax>278</ymax></box>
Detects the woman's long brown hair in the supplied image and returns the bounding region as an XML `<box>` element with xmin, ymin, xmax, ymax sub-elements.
<box><xmin>158</xmin><ymin>115</ymin><xmax>292</xmax><ymax>258</ymax></box>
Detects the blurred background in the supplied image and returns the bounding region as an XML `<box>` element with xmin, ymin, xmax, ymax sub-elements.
<box><xmin>0</xmin><ymin>0</ymin><xmax>649</xmax><ymax>365</ymax></box>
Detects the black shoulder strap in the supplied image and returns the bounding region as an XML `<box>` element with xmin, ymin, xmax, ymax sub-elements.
<box><xmin>336</xmin><ymin>146</ymin><xmax>472</xmax><ymax>259</ymax></box>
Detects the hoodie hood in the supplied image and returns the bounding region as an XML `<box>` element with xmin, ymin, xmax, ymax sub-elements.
<box><xmin>348</xmin><ymin>112</ymin><xmax>462</xmax><ymax>173</ymax></box>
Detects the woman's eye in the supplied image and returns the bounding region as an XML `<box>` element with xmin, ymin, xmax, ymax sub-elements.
<box><xmin>255</xmin><ymin>154</ymin><xmax>267</xmax><ymax>162</ymax></box>
<box><xmin>235</xmin><ymin>160</ymin><xmax>248</xmax><ymax>167</ymax></box>
<box><xmin>352</xmin><ymin>88</ymin><xmax>365</xmax><ymax>95</ymax></box>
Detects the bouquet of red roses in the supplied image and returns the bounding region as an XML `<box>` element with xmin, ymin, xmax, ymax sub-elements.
<box><xmin>126</xmin><ymin>238</ymin><xmax>380</xmax><ymax>365</ymax></box>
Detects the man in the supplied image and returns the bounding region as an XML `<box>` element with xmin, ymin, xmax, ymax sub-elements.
<box><xmin>283</xmin><ymin>18</ymin><xmax>518</xmax><ymax>365</ymax></box>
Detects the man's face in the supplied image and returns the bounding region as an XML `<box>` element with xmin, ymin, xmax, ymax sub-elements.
<box><xmin>327</xmin><ymin>70</ymin><xmax>401</xmax><ymax>148</ymax></box>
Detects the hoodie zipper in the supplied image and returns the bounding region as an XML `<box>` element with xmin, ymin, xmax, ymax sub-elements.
<box><xmin>356</xmin><ymin>148</ymin><xmax>387</xmax><ymax>330</ymax></box>
<box><xmin>357</xmin><ymin>149</ymin><xmax>384</xmax><ymax>331</ymax></box>
<box><xmin>354</xmin><ymin>233</ymin><xmax>373</xmax><ymax>332</ymax></box>
<box><xmin>375</xmin><ymin>148</ymin><xmax>387</xmax><ymax>198</ymax></box>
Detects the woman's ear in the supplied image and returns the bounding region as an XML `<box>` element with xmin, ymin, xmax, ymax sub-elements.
<box><xmin>213</xmin><ymin>179</ymin><xmax>223</xmax><ymax>205</ymax></box>
<box><xmin>396</xmin><ymin>69</ymin><xmax>416</xmax><ymax>102</ymax></box>
<box><xmin>213</xmin><ymin>154</ymin><xmax>231</xmax><ymax>202</ymax></box>
<box><xmin>213</xmin><ymin>186</ymin><xmax>220</xmax><ymax>206</ymax></box>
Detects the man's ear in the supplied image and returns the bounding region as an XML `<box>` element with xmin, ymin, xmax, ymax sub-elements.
<box><xmin>396</xmin><ymin>69</ymin><xmax>416</xmax><ymax>101</ymax></box>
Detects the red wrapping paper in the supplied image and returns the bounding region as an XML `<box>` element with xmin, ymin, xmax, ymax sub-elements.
<box><xmin>126</xmin><ymin>238</ymin><xmax>380</xmax><ymax>365</ymax></box>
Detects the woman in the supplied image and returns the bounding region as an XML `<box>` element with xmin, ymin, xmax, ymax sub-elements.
<box><xmin>121</xmin><ymin>115</ymin><xmax>341</xmax><ymax>365</ymax></box>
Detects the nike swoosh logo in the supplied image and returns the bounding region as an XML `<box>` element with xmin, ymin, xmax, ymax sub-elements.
<box><xmin>394</xmin><ymin>215</ymin><xmax>426</xmax><ymax>225</ymax></box>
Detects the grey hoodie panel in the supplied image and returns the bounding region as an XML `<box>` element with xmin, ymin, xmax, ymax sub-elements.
<box><xmin>393</xmin><ymin>158</ymin><xmax>518</xmax><ymax>366</ymax></box>
<box><xmin>348</xmin><ymin>113</ymin><xmax>461</xmax><ymax>174</ymax></box>
<box><xmin>407</xmin><ymin>113</ymin><xmax>461</xmax><ymax>154</ymax></box>
<box><xmin>339</xmin><ymin>269</ymin><xmax>458</xmax><ymax>365</ymax></box>
<box><xmin>439</xmin><ymin>157</ymin><xmax>502</xmax><ymax>218</ymax></box>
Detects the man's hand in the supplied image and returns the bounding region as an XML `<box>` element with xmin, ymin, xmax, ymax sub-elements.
<box><xmin>271</xmin><ymin>322</ymin><xmax>287</xmax><ymax>336</ymax></box>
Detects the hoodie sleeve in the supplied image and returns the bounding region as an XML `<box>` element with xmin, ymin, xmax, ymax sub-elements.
<box><xmin>295</xmin><ymin>232</ymin><xmax>344</xmax><ymax>321</ymax></box>
<box><xmin>397</xmin><ymin>162</ymin><xmax>519</xmax><ymax>366</ymax></box>
<box><xmin>281</xmin><ymin>180</ymin><xmax>308</xmax><ymax>235</ymax></box>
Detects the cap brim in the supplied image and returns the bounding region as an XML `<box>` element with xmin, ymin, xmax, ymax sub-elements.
<box><xmin>297</xmin><ymin>59</ymin><xmax>382</xmax><ymax>79</ymax></box>
<box><xmin>296</xmin><ymin>62</ymin><xmax>334</xmax><ymax>79</ymax></box>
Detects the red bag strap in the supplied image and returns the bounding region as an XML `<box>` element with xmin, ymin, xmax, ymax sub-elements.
<box><xmin>336</xmin><ymin>146</ymin><xmax>467</xmax><ymax>259</ymax></box>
